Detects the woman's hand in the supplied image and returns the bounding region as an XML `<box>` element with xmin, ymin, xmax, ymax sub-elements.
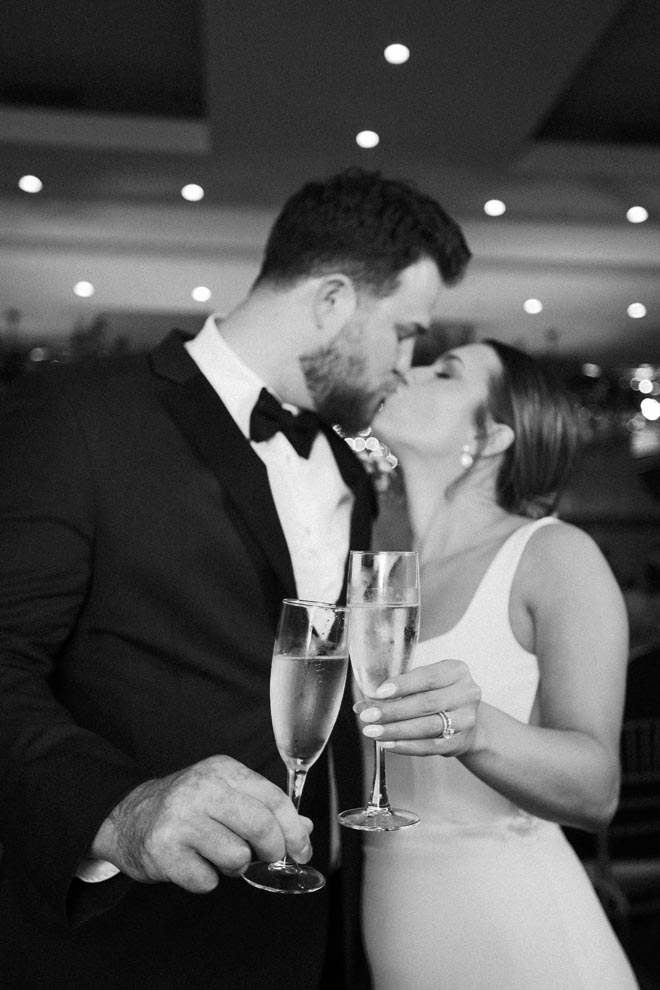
<box><xmin>354</xmin><ymin>659</ymin><xmax>482</xmax><ymax>756</ymax></box>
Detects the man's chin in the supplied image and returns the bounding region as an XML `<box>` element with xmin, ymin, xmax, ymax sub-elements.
<box><xmin>318</xmin><ymin>399</ymin><xmax>374</xmax><ymax>435</ymax></box>
<box><xmin>341</xmin><ymin>403</ymin><xmax>383</xmax><ymax>436</ymax></box>
<box><xmin>334</xmin><ymin>416</ymin><xmax>370</xmax><ymax>436</ymax></box>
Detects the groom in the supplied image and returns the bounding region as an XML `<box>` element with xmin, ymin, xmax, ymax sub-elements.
<box><xmin>0</xmin><ymin>167</ymin><xmax>471</xmax><ymax>989</ymax></box>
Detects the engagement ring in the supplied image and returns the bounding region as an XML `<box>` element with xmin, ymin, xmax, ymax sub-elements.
<box><xmin>438</xmin><ymin>710</ymin><xmax>455</xmax><ymax>739</ymax></box>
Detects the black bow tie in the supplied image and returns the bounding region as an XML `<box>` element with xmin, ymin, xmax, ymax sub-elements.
<box><xmin>249</xmin><ymin>388</ymin><xmax>321</xmax><ymax>459</ymax></box>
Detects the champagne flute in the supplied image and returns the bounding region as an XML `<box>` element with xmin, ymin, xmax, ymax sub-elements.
<box><xmin>338</xmin><ymin>550</ymin><xmax>420</xmax><ymax>831</ymax></box>
<box><xmin>243</xmin><ymin>598</ymin><xmax>349</xmax><ymax>893</ymax></box>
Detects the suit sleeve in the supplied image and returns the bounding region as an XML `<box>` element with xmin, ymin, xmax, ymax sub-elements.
<box><xmin>0</xmin><ymin>371</ymin><xmax>146</xmax><ymax>925</ymax></box>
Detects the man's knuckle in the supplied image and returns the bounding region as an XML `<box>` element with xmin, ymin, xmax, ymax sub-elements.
<box><xmin>249</xmin><ymin>808</ymin><xmax>278</xmax><ymax>843</ymax></box>
<box><xmin>221</xmin><ymin>844</ymin><xmax>252</xmax><ymax>875</ymax></box>
<box><xmin>268</xmin><ymin>787</ymin><xmax>290</xmax><ymax>813</ymax></box>
<box><xmin>179</xmin><ymin>866</ymin><xmax>219</xmax><ymax>894</ymax></box>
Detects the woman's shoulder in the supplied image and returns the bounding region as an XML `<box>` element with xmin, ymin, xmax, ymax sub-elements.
<box><xmin>515</xmin><ymin>517</ymin><xmax>624</xmax><ymax>610</ymax></box>
<box><xmin>522</xmin><ymin>517</ymin><xmax>604</xmax><ymax>562</ymax></box>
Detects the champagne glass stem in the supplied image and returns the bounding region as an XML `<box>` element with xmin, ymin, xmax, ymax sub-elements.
<box><xmin>289</xmin><ymin>766</ymin><xmax>307</xmax><ymax>813</ymax></box>
<box><xmin>366</xmin><ymin>741</ymin><xmax>392</xmax><ymax>814</ymax></box>
<box><xmin>270</xmin><ymin>767</ymin><xmax>307</xmax><ymax>870</ymax></box>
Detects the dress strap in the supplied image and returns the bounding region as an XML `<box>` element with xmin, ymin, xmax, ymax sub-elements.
<box><xmin>470</xmin><ymin>517</ymin><xmax>559</xmax><ymax>614</ymax></box>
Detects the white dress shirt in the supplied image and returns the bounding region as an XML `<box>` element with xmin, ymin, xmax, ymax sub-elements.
<box><xmin>185</xmin><ymin>314</ymin><xmax>353</xmax><ymax>604</ymax></box>
<box><xmin>78</xmin><ymin>315</ymin><xmax>353</xmax><ymax>881</ymax></box>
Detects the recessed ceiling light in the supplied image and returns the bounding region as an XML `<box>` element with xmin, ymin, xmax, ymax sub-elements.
<box><xmin>484</xmin><ymin>199</ymin><xmax>506</xmax><ymax>217</ymax></box>
<box><xmin>181</xmin><ymin>183</ymin><xmax>204</xmax><ymax>202</ymax></box>
<box><xmin>356</xmin><ymin>130</ymin><xmax>380</xmax><ymax>149</ymax></box>
<box><xmin>627</xmin><ymin>302</ymin><xmax>647</xmax><ymax>319</ymax></box>
<box><xmin>523</xmin><ymin>298</ymin><xmax>543</xmax><ymax>315</ymax></box>
<box><xmin>626</xmin><ymin>206</ymin><xmax>648</xmax><ymax>224</ymax></box>
<box><xmin>73</xmin><ymin>281</ymin><xmax>95</xmax><ymax>298</ymax></box>
<box><xmin>18</xmin><ymin>174</ymin><xmax>43</xmax><ymax>194</ymax></box>
<box><xmin>384</xmin><ymin>44</ymin><xmax>410</xmax><ymax>65</ymax></box>
<box><xmin>191</xmin><ymin>286</ymin><xmax>212</xmax><ymax>302</ymax></box>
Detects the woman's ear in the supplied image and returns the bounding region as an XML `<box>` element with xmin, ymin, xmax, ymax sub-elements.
<box><xmin>312</xmin><ymin>274</ymin><xmax>357</xmax><ymax>333</ymax></box>
<box><xmin>481</xmin><ymin>420</ymin><xmax>515</xmax><ymax>458</ymax></box>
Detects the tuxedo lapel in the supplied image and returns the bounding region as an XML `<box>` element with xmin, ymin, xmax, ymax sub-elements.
<box><xmin>150</xmin><ymin>333</ymin><xmax>296</xmax><ymax>599</ymax></box>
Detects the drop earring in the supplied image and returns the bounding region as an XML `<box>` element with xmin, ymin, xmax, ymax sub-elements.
<box><xmin>460</xmin><ymin>444</ymin><xmax>474</xmax><ymax>469</ymax></box>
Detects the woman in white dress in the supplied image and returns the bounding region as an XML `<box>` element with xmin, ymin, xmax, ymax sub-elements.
<box><xmin>356</xmin><ymin>340</ymin><xmax>639</xmax><ymax>989</ymax></box>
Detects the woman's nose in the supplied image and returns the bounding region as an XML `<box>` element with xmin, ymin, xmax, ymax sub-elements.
<box><xmin>394</xmin><ymin>338</ymin><xmax>416</xmax><ymax>375</ymax></box>
<box><xmin>408</xmin><ymin>364</ymin><xmax>433</xmax><ymax>384</ymax></box>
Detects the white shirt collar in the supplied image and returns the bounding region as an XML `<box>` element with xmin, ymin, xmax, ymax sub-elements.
<box><xmin>185</xmin><ymin>313</ymin><xmax>284</xmax><ymax>437</ymax></box>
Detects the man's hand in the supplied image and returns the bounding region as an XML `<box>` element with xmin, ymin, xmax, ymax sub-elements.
<box><xmin>354</xmin><ymin>659</ymin><xmax>482</xmax><ymax>757</ymax></box>
<box><xmin>90</xmin><ymin>756</ymin><xmax>313</xmax><ymax>893</ymax></box>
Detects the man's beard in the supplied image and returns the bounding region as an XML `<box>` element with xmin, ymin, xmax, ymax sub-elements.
<box><xmin>299</xmin><ymin>341</ymin><xmax>380</xmax><ymax>434</ymax></box>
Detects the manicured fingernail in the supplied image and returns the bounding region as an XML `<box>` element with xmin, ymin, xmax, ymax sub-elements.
<box><xmin>363</xmin><ymin>724</ymin><xmax>384</xmax><ymax>738</ymax></box>
<box><xmin>380</xmin><ymin>741</ymin><xmax>395</xmax><ymax>749</ymax></box>
<box><xmin>359</xmin><ymin>707</ymin><xmax>381</xmax><ymax>723</ymax></box>
<box><xmin>375</xmin><ymin>682</ymin><xmax>396</xmax><ymax>698</ymax></box>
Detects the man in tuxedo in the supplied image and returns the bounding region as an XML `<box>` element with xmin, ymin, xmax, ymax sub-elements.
<box><xmin>0</xmin><ymin>168</ymin><xmax>470</xmax><ymax>988</ymax></box>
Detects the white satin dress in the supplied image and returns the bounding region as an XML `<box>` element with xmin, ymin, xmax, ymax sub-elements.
<box><xmin>361</xmin><ymin>518</ymin><xmax>639</xmax><ymax>990</ymax></box>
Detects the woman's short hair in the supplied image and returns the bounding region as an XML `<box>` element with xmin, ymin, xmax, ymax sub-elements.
<box><xmin>478</xmin><ymin>339</ymin><xmax>580</xmax><ymax>518</ymax></box>
<box><xmin>253</xmin><ymin>167</ymin><xmax>471</xmax><ymax>296</ymax></box>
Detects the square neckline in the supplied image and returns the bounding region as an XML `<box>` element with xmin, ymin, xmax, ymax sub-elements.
<box><xmin>418</xmin><ymin>517</ymin><xmax>558</xmax><ymax>646</ymax></box>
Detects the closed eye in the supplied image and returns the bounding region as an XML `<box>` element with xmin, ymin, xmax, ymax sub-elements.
<box><xmin>434</xmin><ymin>353</ymin><xmax>462</xmax><ymax>379</ymax></box>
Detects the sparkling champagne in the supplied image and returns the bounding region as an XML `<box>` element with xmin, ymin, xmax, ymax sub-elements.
<box><xmin>339</xmin><ymin>551</ymin><xmax>421</xmax><ymax>832</ymax></box>
<box><xmin>348</xmin><ymin>603</ymin><xmax>420</xmax><ymax>699</ymax></box>
<box><xmin>271</xmin><ymin>654</ymin><xmax>348</xmax><ymax>770</ymax></box>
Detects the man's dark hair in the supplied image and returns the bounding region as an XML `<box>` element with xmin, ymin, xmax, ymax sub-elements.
<box><xmin>253</xmin><ymin>167</ymin><xmax>471</xmax><ymax>296</ymax></box>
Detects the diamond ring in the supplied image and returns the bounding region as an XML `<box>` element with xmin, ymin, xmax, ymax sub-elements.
<box><xmin>438</xmin><ymin>710</ymin><xmax>455</xmax><ymax>739</ymax></box>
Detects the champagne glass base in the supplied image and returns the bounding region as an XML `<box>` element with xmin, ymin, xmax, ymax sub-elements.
<box><xmin>338</xmin><ymin>807</ymin><xmax>420</xmax><ymax>832</ymax></box>
<box><xmin>242</xmin><ymin>860</ymin><xmax>326</xmax><ymax>894</ymax></box>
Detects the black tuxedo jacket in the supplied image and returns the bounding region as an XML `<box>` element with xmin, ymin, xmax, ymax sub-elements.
<box><xmin>0</xmin><ymin>333</ymin><xmax>376</xmax><ymax>989</ymax></box>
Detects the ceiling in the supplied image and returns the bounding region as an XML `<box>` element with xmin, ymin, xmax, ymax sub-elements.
<box><xmin>0</xmin><ymin>0</ymin><xmax>659</xmax><ymax>367</ymax></box>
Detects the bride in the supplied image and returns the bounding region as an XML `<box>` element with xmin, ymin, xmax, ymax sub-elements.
<box><xmin>356</xmin><ymin>339</ymin><xmax>639</xmax><ymax>989</ymax></box>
